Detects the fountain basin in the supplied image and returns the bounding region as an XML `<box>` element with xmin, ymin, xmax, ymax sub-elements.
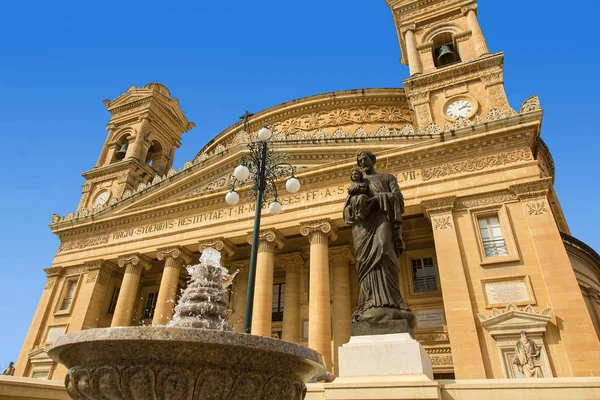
<box><xmin>48</xmin><ymin>327</ymin><xmax>326</xmax><ymax>400</ymax></box>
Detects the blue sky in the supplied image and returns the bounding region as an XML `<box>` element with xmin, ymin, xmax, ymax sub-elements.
<box><xmin>0</xmin><ymin>0</ymin><xmax>598</xmax><ymax>369</ymax></box>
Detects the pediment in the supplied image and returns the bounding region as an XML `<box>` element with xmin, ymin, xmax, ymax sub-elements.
<box><xmin>478</xmin><ymin>304</ymin><xmax>551</xmax><ymax>337</ymax></box>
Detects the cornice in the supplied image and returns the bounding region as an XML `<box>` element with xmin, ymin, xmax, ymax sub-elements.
<box><xmin>421</xmin><ymin>196</ymin><xmax>457</xmax><ymax>217</ymax></box>
<box><xmin>509</xmin><ymin>177</ymin><xmax>552</xmax><ymax>201</ymax></box>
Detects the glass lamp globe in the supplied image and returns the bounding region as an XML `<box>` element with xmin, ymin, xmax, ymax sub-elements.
<box><xmin>258</xmin><ymin>126</ymin><xmax>272</xmax><ymax>141</ymax></box>
<box><xmin>268</xmin><ymin>201</ymin><xmax>282</xmax><ymax>215</ymax></box>
<box><xmin>225</xmin><ymin>190</ymin><xmax>240</xmax><ymax>206</ymax></box>
<box><xmin>285</xmin><ymin>177</ymin><xmax>301</xmax><ymax>193</ymax></box>
<box><xmin>233</xmin><ymin>165</ymin><xmax>250</xmax><ymax>181</ymax></box>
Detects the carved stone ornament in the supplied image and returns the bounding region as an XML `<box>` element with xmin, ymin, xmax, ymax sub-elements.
<box><xmin>198</xmin><ymin>238</ymin><xmax>236</xmax><ymax>258</ymax></box>
<box><xmin>526</xmin><ymin>201</ymin><xmax>548</xmax><ymax>216</ymax></box>
<box><xmin>117</xmin><ymin>253</ymin><xmax>153</xmax><ymax>271</ymax></box>
<box><xmin>277</xmin><ymin>252</ymin><xmax>305</xmax><ymax>273</ymax></box>
<box><xmin>455</xmin><ymin>191</ymin><xmax>518</xmax><ymax>211</ymax></box>
<box><xmin>433</xmin><ymin>216</ymin><xmax>453</xmax><ymax>230</ymax></box>
<box><xmin>509</xmin><ymin>177</ymin><xmax>552</xmax><ymax>201</ymax></box>
<box><xmin>156</xmin><ymin>246</ymin><xmax>193</xmax><ymax>265</ymax></box>
<box><xmin>58</xmin><ymin>235</ymin><xmax>110</xmax><ymax>253</ymax></box>
<box><xmin>520</xmin><ymin>95</ymin><xmax>541</xmax><ymax>114</ymax></box>
<box><xmin>329</xmin><ymin>245</ymin><xmax>356</xmax><ymax>264</ymax></box>
<box><xmin>422</xmin><ymin>148</ymin><xmax>533</xmax><ymax>181</ymax></box>
<box><xmin>44</xmin><ymin>277</ymin><xmax>58</xmax><ymax>290</ymax></box>
<box><xmin>300</xmin><ymin>219</ymin><xmax>339</xmax><ymax>242</ymax></box>
<box><xmin>421</xmin><ymin>196</ymin><xmax>456</xmax><ymax>217</ymax></box>
<box><xmin>247</xmin><ymin>229</ymin><xmax>285</xmax><ymax>250</ymax></box>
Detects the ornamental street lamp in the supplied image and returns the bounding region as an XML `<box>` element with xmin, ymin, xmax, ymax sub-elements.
<box><xmin>225</xmin><ymin>123</ymin><xmax>301</xmax><ymax>334</ymax></box>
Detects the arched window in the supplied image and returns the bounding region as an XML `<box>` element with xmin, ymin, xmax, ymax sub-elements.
<box><xmin>111</xmin><ymin>135</ymin><xmax>130</xmax><ymax>164</ymax></box>
<box><xmin>145</xmin><ymin>140</ymin><xmax>164</xmax><ymax>168</ymax></box>
<box><xmin>432</xmin><ymin>32</ymin><xmax>460</xmax><ymax>68</ymax></box>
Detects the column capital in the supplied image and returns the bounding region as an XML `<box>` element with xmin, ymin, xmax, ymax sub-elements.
<box><xmin>400</xmin><ymin>23</ymin><xmax>417</xmax><ymax>34</ymax></box>
<box><xmin>228</xmin><ymin>259</ymin><xmax>250</xmax><ymax>272</ymax></box>
<box><xmin>421</xmin><ymin>196</ymin><xmax>457</xmax><ymax>218</ymax></box>
<box><xmin>157</xmin><ymin>246</ymin><xmax>193</xmax><ymax>265</ymax></box>
<box><xmin>509</xmin><ymin>178</ymin><xmax>552</xmax><ymax>201</ymax></box>
<box><xmin>300</xmin><ymin>219</ymin><xmax>338</xmax><ymax>242</ymax></box>
<box><xmin>461</xmin><ymin>2</ymin><xmax>478</xmax><ymax>15</ymax></box>
<box><xmin>277</xmin><ymin>252</ymin><xmax>305</xmax><ymax>273</ymax></box>
<box><xmin>198</xmin><ymin>237</ymin><xmax>236</xmax><ymax>258</ymax></box>
<box><xmin>44</xmin><ymin>266</ymin><xmax>64</xmax><ymax>277</ymax></box>
<box><xmin>117</xmin><ymin>253</ymin><xmax>153</xmax><ymax>271</ymax></box>
<box><xmin>329</xmin><ymin>245</ymin><xmax>356</xmax><ymax>264</ymax></box>
<box><xmin>247</xmin><ymin>228</ymin><xmax>285</xmax><ymax>250</ymax></box>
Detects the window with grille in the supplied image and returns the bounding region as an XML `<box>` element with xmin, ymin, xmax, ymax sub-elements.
<box><xmin>412</xmin><ymin>257</ymin><xmax>437</xmax><ymax>292</ymax></box>
<box><xmin>478</xmin><ymin>215</ymin><xmax>508</xmax><ymax>257</ymax></box>
<box><xmin>142</xmin><ymin>292</ymin><xmax>158</xmax><ymax>320</ymax></box>
<box><xmin>272</xmin><ymin>283</ymin><xmax>285</xmax><ymax>322</ymax></box>
<box><xmin>107</xmin><ymin>287</ymin><xmax>120</xmax><ymax>315</ymax></box>
<box><xmin>59</xmin><ymin>280</ymin><xmax>77</xmax><ymax>311</ymax></box>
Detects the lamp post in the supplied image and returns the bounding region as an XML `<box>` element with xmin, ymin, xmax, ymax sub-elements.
<box><xmin>225</xmin><ymin>124</ymin><xmax>301</xmax><ymax>334</ymax></box>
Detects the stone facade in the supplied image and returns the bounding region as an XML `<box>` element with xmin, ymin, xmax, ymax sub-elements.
<box><xmin>14</xmin><ymin>0</ymin><xmax>600</xmax><ymax>386</ymax></box>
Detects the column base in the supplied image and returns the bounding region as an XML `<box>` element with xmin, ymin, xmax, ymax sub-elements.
<box><xmin>351</xmin><ymin>319</ymin><xmax>413</xmax><ymax>336</ymax></box>
<box><xmin>338</xmin><ymin>333</ymin><xmax>433</xmax><ymax>379</ymax></box>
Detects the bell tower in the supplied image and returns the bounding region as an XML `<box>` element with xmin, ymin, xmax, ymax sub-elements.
<box><xmin>386</xmin><ymin>0</ymin><xmax>510</xmax><ymax>129</ymax></box>
<box><xmin>78</xmin><ymin>83</ymin><xmax>195</xmax><ymax>211</ymax></box>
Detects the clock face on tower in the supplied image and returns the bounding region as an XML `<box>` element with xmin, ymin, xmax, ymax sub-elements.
<box><xmin>93</xmin><ymin>190</ymin><xmax>110</xmax><ymax>207</ymax></box>
<box><xmin>446</xmin><ymin>99</ymin><xmax>474</xmax><ymax>120</ymax></box>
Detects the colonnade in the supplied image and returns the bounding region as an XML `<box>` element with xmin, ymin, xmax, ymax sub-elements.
<box><xmin>106</xmin><ymin>218</ymin><xmax>355</xmax><ymax>372</ymax></box>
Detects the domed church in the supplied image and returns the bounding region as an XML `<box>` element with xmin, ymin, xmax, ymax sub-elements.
<box><xmin>11</xmin><ymin>0</ymin><xmax>600</xmax><ymax>397</ymax></box>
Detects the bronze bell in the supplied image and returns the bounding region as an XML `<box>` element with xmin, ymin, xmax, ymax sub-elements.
<box><xmin>115</xmin><ymin>142</ymin><xmax>128</xmax><ymax>160</ymax></box>
<box><xmin>437</xmin><ymin>45</ymin><xmax>459</xmax><ymax>66</ymax></box>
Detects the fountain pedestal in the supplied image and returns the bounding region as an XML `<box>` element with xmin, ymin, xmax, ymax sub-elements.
<box><xmin>338</xmin><ymin>333</ymin><xmax>433</xmax><ymax>379</ymax></box>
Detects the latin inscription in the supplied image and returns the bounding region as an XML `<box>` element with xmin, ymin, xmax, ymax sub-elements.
<box><xmin>485</xmin><ymin>281</ymin><xmax>530</xmax><ymax>305</ymax></box>
<box><xmin>415</xmin><ymin>309</ymin><xmax>446</xmax><ymax>330</ymax></box>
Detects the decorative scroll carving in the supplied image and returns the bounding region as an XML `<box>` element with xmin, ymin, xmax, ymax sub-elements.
<box><xmin>422</xmin><ymin>148</ymin><xmax>533</xmax><ymax>181</ymax></box>
<box><xmin>198</xmin><ymin>238</ymin><xmax>236</xmax><ymax>258</ymax></box>
<box><xmin>329</xmin><ymin>245</ymin><xmax>356</xmax><ymax>264</ymax></box>
<box><xmin>520</xmin><ymin>95</ymin><xmax>541</xmax><ymax>114</ymax></box>
<box><xmin>509</xmin><ymin>178</ymin><xmax>552</xmax><ymax>201</ymax></box>
<box><xmin>300</xmin><ymin>219</ymin><xmax>339</xmax><ymax>243</ymax></box>
<box><xmin>247</xmin><ymin>229</ymin><xmax>285</xmax><ymax>250</ymax></box>
<box><xmin>117</xmin><ymin>253</ymin><xmax>153</xmax><ymax>271</ymax></box>
<box><xmin>485</xmin><ymin>108</ymin><xmax>506</xmax><ymax>121</ymax></box>
<box><xmin>526</xmin><ymin>201</ymin><xmax>548</xmax><ymax>216</ymax></box>
<box><xmin>453</xmin><ymin>117</ymin><xmax>472</xmax><ymax>129</ymax></box>
<box><xmin>421</xmin><ymin>196</ymin><xmax>456</xmax><ymax>217</ymax></box>
<box><xmin>157</xmin><ymin>246</ymin><xmax>193</xmax><ymax>264</ymax></box>
<box><xmin>58</xmin><ymin>235</ymin><xmax>110</xmax><ymax>253</ymax></box>
<box><xmin>455</xmin><ymin>191</ymin><xmax>518</xmax><ymax>210</ymax></box>
<box><xmin>277</xmin><ymin>252</ymin><xmax>305</xmax><ymax>272</ymax></box>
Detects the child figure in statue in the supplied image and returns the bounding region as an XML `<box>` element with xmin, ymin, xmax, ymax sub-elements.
<box><xmin>347</xmin><ymin>168</ymin><xmax>371</xmax><ymax>221</ymax></box>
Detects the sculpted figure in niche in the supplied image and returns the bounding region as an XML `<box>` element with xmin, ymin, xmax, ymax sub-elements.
<box><xmin>2</xmin><ymin>361</ymin><xmax>15</xmax><ymax>376</ymax></box>
<box><xmin>344</xmin><ymin>150</ymin><xmax>413</xmax><ymax>332</ymax></box>
<box><xmin>513</xmin><ymin>330</ymin><xmax>543</xmax><ymax>378</ymax></box>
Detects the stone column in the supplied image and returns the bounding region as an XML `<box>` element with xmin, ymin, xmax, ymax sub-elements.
<box><xmin>126</xmin><ymin>116</ymin><xmax>150</xmax><ymax>162</ymax></box>
<box><xmin>301</xmin><ymin>219</ymin><xmax>338</xmax><ymax>371</ymax></box>
<box><xmin>112</xmin><ymin>254</ymin><xmax>153</xmax><ymax>327</ymax></box>
<box><xmin>247</xmin><ymin>229</ymin><xmax>285</xmax><ymax>337</ymax></box>
<box><xmin>510</xmin><ymin>179</ymin><xmax>600</xmax><ymax>376</ymax></box>
<box><xmin>462</xmin><ymin>3</ymin><xmax>489</xmax><ymax>57</ymax></box>
<box><xmin>95</xmin><ymin>126</ymin><xmax>115</xmax><ymax>167</ymax></box>
<box><xmin>278</xmin><ymin>253</ymin><xmax>305</xmax><ymax>342</ymax></box>
<box><xmin>153</xmin><ymin>246</ymin><xmax>193</xmax><ymax>326</ymax></box>
<box><xmin>329</xmin><ymin>245</ymin><xmax>355</xmax><ymax>376</ymax></box>
<box><xmin>228</xmin><ymin>260</ymin><xmax>250</xmax><ymax>332</ymax></box>
<box><xmin>401</xmin><ymin>24</ymin><xmax>422</xmax><ymax>76</ymax></box>
<box><xmin>421</xmin><ymin>197</ymin><xmax>486</xmax><ymax>379</ymax></box>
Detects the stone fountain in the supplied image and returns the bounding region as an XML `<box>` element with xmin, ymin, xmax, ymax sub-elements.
<box><xmin>48</xmin><ymin>248</ymin><xmax>326</xmax><ymax>399</ymax></box>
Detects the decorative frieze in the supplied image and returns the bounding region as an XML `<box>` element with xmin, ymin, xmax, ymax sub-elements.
<box><xmin>58</xmin><ymin>234</ymin><xmax>110</xmax><ymax>253</ymax></box>
<box><xmin>422</xmin><ymin>148</ymin><xmax>533</xmax><ymax>181</ymax></box>
<box><xmin>455</xmin><ymin>191</ymin><xmax>518</xmax><ymax>211</ymax></box>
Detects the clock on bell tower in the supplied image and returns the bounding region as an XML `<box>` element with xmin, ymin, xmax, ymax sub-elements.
<box><xmin>386</xmin><ymin>0</ymin><xmax>510</xmax><ymax>130</ymax></box>
<box><xmin>77</xmin><ymin>83</ymin><xmax>195</xmax><ymax>211</ymax></box>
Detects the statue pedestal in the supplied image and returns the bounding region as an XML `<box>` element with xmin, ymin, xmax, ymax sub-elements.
<box><xmin>338</xmin><ymin>333</ymin><xmax>433</xmax><ymax>379</ymax></box>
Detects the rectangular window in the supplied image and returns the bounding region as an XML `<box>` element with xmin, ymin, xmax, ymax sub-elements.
<box><xmin>478</xmin><ymin>215</ymin><xmax>508</xmax><ymax>257</ymax></box>
<box><xmin>59</xmin><ymin>280</ymin><xmax>77</xmax><ymax>311</ymax></box>
<box><xmin>412</xmin><ymin>257</ymin><xmax>437</xmax><ymax>292</ymax></box>
<box><xmin>142</xmin><ymin>292</ymin><xmax>158</xmax><ymax>320</ymax></box>
<box><xmin>272</xmin><ymin>283</ymin><xmax>285</xmax><ymax>322</ymax></box>
<box><xmin>107</xmin><ymin>287</ymin><xmax>120</xmax><ymax>315</ymax></box>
